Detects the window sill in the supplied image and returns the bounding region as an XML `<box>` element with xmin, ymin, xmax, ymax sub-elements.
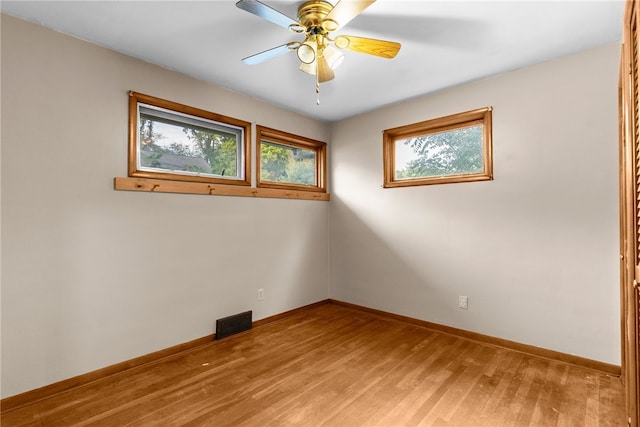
<box><xmin>114</xmin><ymin>177</ymin><xmax>330</xmax><ymax>201</ymax></box>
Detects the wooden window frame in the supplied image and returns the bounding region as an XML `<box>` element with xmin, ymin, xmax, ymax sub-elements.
<box><xmin>256</xmin><ymin>125</ymin><xmax>327</xmax><ymax>193</ymax></box>
<box><xmin>383</xmin><ymin>107</ymin><xmax>493</xmax><ymax>188</ymax></box>
<box><xmin>128</xmin><ymin>91</ymin><xmax>251</xmax><ymax>186</ymax></box>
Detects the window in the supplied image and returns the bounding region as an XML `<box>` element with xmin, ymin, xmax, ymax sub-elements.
<box><xmin>257</xmin><ymin>126</ymin><xmax>327</xmax><ymax>193</ymax></box>
<box><xmin>383</xmin><ymin>107</ymin><xmax>493</xmax><ymax>187</ymax></box>
<box><xmin>129</xmin><ymin>92</ymin><xmax>251</xmax><ymax>185</ymax></box>
<box><xmin>118</xmin><ymin>93</ymin><xmax>329</xmax><ymax>201</ymax></box>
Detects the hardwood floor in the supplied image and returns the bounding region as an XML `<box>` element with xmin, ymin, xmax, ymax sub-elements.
<box><xmin>1</xmin><ymin>303</ymin><xmax>625</xmax><ymax>426</ymax></box>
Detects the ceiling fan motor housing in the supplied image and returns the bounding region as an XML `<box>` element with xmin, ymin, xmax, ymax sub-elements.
<box><xmin>297</xmin><ymin>0</ymin><xmax>335</xmax><ymax>31</ymax></box>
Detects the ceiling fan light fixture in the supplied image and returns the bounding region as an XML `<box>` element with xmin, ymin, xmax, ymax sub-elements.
<box><xmin>297</xmin><ymin>42</ymin><xmax>317</xmax><ymax>64</ymax></box>
<box><xmin>317</xmin><ymin>55</ymin><xmax>335</xmax><ymax>83</ymax></box>
<box><xmin>299</xmin><ymin>61</ymin><xmax>316</xmax><ymax>75</ymax></box>
<box><xmin>298</xmin><ymin>43</ymin><xmax>343</xmax><ymax>76</ymax></box>
<box><xmin>324</xmin><ymin>44</ymin><xmax>344</xmax><ymax>70</ymax></box>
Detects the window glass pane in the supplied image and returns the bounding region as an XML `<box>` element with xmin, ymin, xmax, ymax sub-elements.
<box><xmin>260</xmin><ymin>141</ymin><xmax>316</xmax><ymax>185</ymax></box>
<box><xmin>138</xmin><ymin>105</ymin><xmax>242</xmax><ymax>180</ymax></box>
<box><xmin>395</xmin><ymin>125</ymin><xmax>483</xmax><ymax>180</ymax></box>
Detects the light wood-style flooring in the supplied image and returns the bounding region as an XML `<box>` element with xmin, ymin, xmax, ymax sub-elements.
<box><xmin>1</xmin><ymin>303</ymin><xmax>625</xmax><ymax>426</ymax></box>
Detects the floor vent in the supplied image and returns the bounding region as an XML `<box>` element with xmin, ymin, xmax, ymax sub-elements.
<box><xmin>215</xmin><ymin>311</ymin><xmax>252</xmax><ymax>340</ymax></box>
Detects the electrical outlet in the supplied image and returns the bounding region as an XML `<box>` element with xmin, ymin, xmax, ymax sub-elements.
<box><xmin>458</xmin><ymin>295</ymin><xmax>468</xmax><ymax>310</ymax></box>
<box><xmin>257</xmin><ymin>288</ymin><xmax>264</xmax><ymax>301</ymax></box>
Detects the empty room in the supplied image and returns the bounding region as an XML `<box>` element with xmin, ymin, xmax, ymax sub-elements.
<box><xmin>1</xmin><ymin>0</ymin><xmax>638</xmax><ymax>426</ymax></box>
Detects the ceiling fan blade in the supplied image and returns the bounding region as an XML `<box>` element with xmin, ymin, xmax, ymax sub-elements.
<box><xmin>317</xmin><ymin>56</ymin><xmax>335</xmax><ymax>82</ymax></box>
<box><xmin>242</xmin><ymin>43</ymin><xmax>294</xmax><ymax>65</ymax></box>
<box><xmin>334</xmin><ymin>35</ymin><xmax>400</xmax><ymax>59</ymax></box>
<box><xmin>324</xmin><ymin>0</ymin><xmax>376</xmax><ymax>31</ymax></box>
<box><xmin>236</xmin><ymin>0</ymin><xmax>299</xmax><ymax>29</ymax></box>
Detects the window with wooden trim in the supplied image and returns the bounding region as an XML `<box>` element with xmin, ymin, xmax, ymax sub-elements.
<box><xmin>129</xmin><ymin>92</ymin><xmax>251</xmax><ymax>186</ymax></box>
<box><xmin>383</xmin><ymin>107</ymin><xmax>493</xmax><ymax>188</ymax></box>
<box><xmin>257</xmin><ymin>126</ymin><xmax>327</xmax><ymax>193</ymax></box>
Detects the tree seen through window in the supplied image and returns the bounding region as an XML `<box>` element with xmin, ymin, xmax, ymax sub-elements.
<box><xmin>260</xmin><ymin>141</ymin><xmax>316</xmax><ymax>186</ymax></box>
<box><xmin>139</xmin><ymin>115</ymin><xmax>238</xmax><ymax>177</ymax></box>
<box><xmin>396</xmin><ymin>125</ymin><xmax>483</xmax><ymax>179</ymax></box>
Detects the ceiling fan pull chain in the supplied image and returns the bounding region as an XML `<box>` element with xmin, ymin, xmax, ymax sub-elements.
<box><xmin>316</xmin><ymin>75</ymin><xmax>320</xmax><ymax>105</ymax></box>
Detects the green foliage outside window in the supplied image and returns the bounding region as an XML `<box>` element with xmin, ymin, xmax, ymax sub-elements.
<box><xmin>260</xmin><ymin>141</ymin><xmax>316</xmax><ymax>186</ymax></box>
<box><xmin>182</xmin><ymin>128</ymin><xmax>238</xmax><ymax>177</ymax></box>
<box><xmin>139</xmin><ymin>116</ymin><xmax>238</xmax><ymax>177</ymax></box>
<box><xmin>396</xmin><ymin>125</ymin><xmax>483</xmax><ymax>179</ymax></box>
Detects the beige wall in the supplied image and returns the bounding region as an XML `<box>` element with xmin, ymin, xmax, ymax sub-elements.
<box><xmin>1</xmin><ymin>14</ymin><xmax>330</xmax><ymax>398</ymax></box>
<box><xmin>329</xmin><ymin>43</ymin><xmax>621</xmax><ymax>365</ymax></box>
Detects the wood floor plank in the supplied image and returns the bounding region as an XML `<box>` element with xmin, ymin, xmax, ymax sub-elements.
<box><xmin>527</xmin><ymin>360</ymin><xmax>565</xmax><ymax>427</ymax></box>
<box><xmin>1</xmin><ymin>304</ymin><xmax>626</xmax><ymax>427</ymax></box>
<box><xmin>598</xmin><ymin>375</ymin><xmax>626</xmax><ymax>427</ymax></box>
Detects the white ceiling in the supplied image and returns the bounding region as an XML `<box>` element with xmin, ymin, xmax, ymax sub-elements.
<box><xmin>1</xmin><ymin>0</ymin><xmax>625</xmax><ymax>122</ymax></box>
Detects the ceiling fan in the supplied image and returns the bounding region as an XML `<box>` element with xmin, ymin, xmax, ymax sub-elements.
<box><xmin>236</xmin><ymin>0</ymin><xmax>401</xmax><ymax>102</ymax></box>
